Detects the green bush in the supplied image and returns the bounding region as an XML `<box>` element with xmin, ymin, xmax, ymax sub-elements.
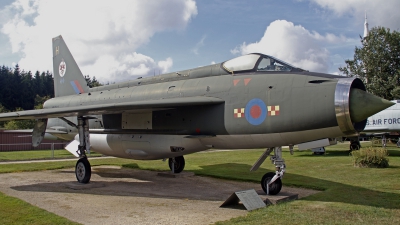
<box><xmin>351</xmin><ymin>147</ymin><xmax>389</xmax><ymax>168</ymax></box>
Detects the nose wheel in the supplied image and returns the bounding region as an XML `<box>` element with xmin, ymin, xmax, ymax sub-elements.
<box><xmin>251</xmin><ymin>147</ymin><xmax>286</xmax><ymax>195</ymax></box>
<box><xmin>261</xmin><ymin>172</ymin><xmax>282</xmax><ymax>195</ymax></box>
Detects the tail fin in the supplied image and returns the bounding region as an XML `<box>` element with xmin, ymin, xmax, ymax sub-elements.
<box><xmin>52</xmin><ymin>35</ymin><xmax>89</xmax><ymax>97</ymax></box>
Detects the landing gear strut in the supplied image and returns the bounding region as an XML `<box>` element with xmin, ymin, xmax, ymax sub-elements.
<box><xmin>168</xmin><ymin>156</ymin><xmax>185</xmax><ymax>173</ymax></box>
<box><xmin>75</xmin><ymin>117</ymin><xmax>91</xmax><ymax>183</ymax></box>
<box><xmin>251</xmin><ymin>147</ymin><xmax>285</xmax><ymax>195</ymax></box>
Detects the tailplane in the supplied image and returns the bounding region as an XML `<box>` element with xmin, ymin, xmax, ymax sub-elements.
<box><xmin>52</xmin><ymin>35</ymin><xmax>89</xmax><ymax>97</ymax></box>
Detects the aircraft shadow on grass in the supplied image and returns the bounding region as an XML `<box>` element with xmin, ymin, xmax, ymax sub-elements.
<box><xmin>296</xmin><ymin>149</ymin><xmax>400</xmax><ymax>157</ymax></box>
<box><xmin>10</xmin><ymin>163</ymin><xmax>400</xmax><ymax>209</ymax></box>
<box><xmin>295</xmin><ymin>150</ymin><xmax>400</xmax><ymax>168</ymax></box>
<box><xmin>295</xmin><ymin>150</ymin><xmax>352</xmax><ymax>157</ymax></box>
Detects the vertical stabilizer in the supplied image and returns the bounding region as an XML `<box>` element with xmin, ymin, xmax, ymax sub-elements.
<box><xmin>52</xmin><ymin>35</ymin><xmax>89</xmax><ymax>97</ymax></box>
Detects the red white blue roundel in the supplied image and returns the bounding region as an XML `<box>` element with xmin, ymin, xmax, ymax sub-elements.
<box><xmin>245</xmin><ymin>98</ymin><xmax>267</xmax><ymax>125</ymax></box>
<box><xmin>59</xmin><ymin>59</ymin><xmax>66</xmax><ymax>78</ymax></box>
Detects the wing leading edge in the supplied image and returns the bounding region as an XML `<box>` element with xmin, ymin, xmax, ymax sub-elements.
<box><xmin>0</xmin><ymin>96</ymin><xmax>224</xmax><ymax>121</ymax></box>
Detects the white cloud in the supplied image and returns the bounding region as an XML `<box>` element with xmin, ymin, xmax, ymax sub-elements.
<box><xmin>0</xmin><ymin>0</ymin><xmax>197</xmax><ymax>82</ymax></box>
<box><xmin>158</xmin><ymin>57</ymin><xmax>173</xmax><ymax>74</ymax></box>
<box><xmin>80</xmin><ymin>53</ymin><xmax>173</xmax><ymax>83</ymax></box>
<box><xmin>310</xmin><ymin>0</ymin><xmax>400</xmax><ymax>30</ymax></box>
<box><xmin>230</xmin><ymin>48</ymin><xmax>240</xmax><ymax>55</ymax></box>
<box><xmin>232</xmin><ymin>20</ymin><xmax>349</xmax><ymax>73</ymax></box>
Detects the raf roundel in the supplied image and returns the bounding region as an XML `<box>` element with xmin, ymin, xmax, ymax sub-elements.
<box><xmin>245</xmin><ymin>98</ymin><xmax>267</xmax><ymax>125</ymax></box>
<box><xmin>59</xmin><ymin>59</ymin><xmax>66</xmax><ymax>78</ymax></box>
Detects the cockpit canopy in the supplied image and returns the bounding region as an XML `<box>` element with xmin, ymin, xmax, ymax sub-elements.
<box><xmin>222</xmin><ymin>53</ymin><xmax>304</xmax><ymax>73</ymax></box>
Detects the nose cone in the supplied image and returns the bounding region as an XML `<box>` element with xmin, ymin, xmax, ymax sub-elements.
<box><xmin>350</xmin><ymin>88</ymin><xmax>395</xmax><ymax>123</ymax></box>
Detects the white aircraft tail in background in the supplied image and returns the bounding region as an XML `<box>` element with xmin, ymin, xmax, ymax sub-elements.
<box><xmin>349</xmin><ymin>100</ymin><xmax>400</xmax><ymax>150</ymax></box>
<box><xmin>364</xmin><ymin>100</ymin><xmax>400</xmax><ymax>133</ymax></box>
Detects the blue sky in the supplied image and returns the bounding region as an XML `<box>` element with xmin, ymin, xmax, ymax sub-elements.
<box><xmin>0</xmin><ymin>0</ymin><xmax>399</xmax><ymax>83</ymax></box>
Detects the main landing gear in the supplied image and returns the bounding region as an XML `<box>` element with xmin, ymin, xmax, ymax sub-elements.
<box><xmin>168</xmin><ymin>156</ymin><xmax>185</xmax><ymax>173</ymax></box>
<box><xmin>250</xmin><ymin>146</ymin><xmax>287</xmax><ymax>195</ymax></box>
<box><xmin>350</xmin><ymin>139</ymin><xmax>361</xmax><ymax>151</ymax></box>
<box><xmin>75</xmin><ymin>117</ymin><xmax>91</xmax><ymax>183</ymax></box>
<box><xmin>76</xmin><ymin>157</ymin><xmax>91</xmax><ymax>183</ymax></box>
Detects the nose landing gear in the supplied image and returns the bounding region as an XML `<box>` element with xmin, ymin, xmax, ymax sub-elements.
<box><xmin>251</xmin><ymin>146</ymin><xmax>285</xmax><ymax>195</ymax></box>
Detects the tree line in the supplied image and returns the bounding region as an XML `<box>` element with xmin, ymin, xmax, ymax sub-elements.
<box><xmin>0</xmin><ymin>65</ymin><xmax>102</xmax><ymax>112</ymax></box>
<box><xmin>0</xmin><ymin>65</ymin><xmax>54</xmax><ymax>112</ymax></box>
<box><xmin>0</xmin><ymin>65</ymin><xmax>101</xmax><ymax>128</ymax></box>
<box><xmin>0</xmin><ymin>65</ymin><xmax>54</xmax><ymax>128</ymax></box>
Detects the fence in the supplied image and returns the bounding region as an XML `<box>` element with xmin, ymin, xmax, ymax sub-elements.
<box><xmin>0</xmin><ymin>143</ymin><xmax>67</xmax><ymax>158</ymax></box>
<box><xmin>0</xmin><ymin>130</ymin><xmax>68</xmax><ymax>151</ymax></box>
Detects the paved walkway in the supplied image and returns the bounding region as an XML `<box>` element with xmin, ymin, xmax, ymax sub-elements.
<box><xmin>0</xmin><ymin>156</ymin><xmax>114</xmax><ymax>165</ymax></box>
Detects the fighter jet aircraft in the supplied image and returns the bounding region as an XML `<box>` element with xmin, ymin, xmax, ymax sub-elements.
<box><xmin>0</xmin><ymin>36</ymin><xmax>394</xmax><ymax>195</ymax></box>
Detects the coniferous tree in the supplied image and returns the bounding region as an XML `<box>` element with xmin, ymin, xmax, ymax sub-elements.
<box><xmin>0</xmin><ymin>103</ymin><xmax>6</xmax><ymax>128</ymax></box>
<box><xmin>84</xmin><ymin>75</ymin><xmax>102</xmax><ymax>88</ymax></box>
<box><xmin>1</xmin><ymin>66</ymin><xmax>13</xmax><ymax>110</ymax></box>
<box><xmin>0</xmin><ymin>66</ymin><xmax>56</xmax><ymax>128</ymax></box>
<box><xmin>12</xmin><ymin>65</ymin><xmax>22</xmax><ymax>109</ymax></box>
<box><xmin>20</xmin><ymin>70</ymin><xmax>35</xmax><ymax>110</ymax></box>
<box><xmin>34</xmin><ymin>71</ymin><xmax>44</xmax><ymax>96</ymax></box>
<box><xmin>44</xmin><ymin>71</ymin><xmax>54</xmax><ymax>97</ymax></box>
<box><xmin>0</xmin><ymin>66</ymin><xmax>5</xmax><ymax>105</ymax></box>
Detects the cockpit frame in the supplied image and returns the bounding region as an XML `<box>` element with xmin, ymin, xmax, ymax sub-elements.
<box><xmin>222</xmin><ymin>53</ymin><xmax>304</xmax><ymax>74</ymax></box>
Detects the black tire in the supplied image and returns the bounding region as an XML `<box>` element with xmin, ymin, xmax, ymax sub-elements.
<box><xmin>261</xmin><ymin>172</ymin><xmax>282</xmax><ymax>195</ymax></box>
<box><xmin>75</xmin><ymin>157</ymin><xmax>91</xmax><ymax>183</ymax></box>
<box><xmin>168</xmin><ymin>156</ymin><xmax>185</xmax><ymax>173</ymax></box>
<box><xmin>350</xmin><ymin>143</ymin><xmax>360</xmax><ymax>151</ymax></box>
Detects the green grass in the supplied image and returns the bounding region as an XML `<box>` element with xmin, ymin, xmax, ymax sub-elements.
<box><xmin>0</xmin><ymin>158</ymin><xmax>133</xmax><ymax>173</ymax></box>
<box><xmin>0</xmin><ymin>192</ymin><xmax>79</xmax><ymax>225</ymax></box>
<box><xmin>0</xmin><ymin>149</ymin><xmax>102</xmax><ymax>161</ymax></box>
<box><xmin>1</xmin><ymin>142</ymin><xmax>400</xmax><ymax>224</ymax></box>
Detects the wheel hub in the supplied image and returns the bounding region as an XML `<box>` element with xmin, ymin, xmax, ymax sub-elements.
<box><xmin>76</xmin><ymin>162</ymin><xmax>85</xmax><ymax>180</ymax></box>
